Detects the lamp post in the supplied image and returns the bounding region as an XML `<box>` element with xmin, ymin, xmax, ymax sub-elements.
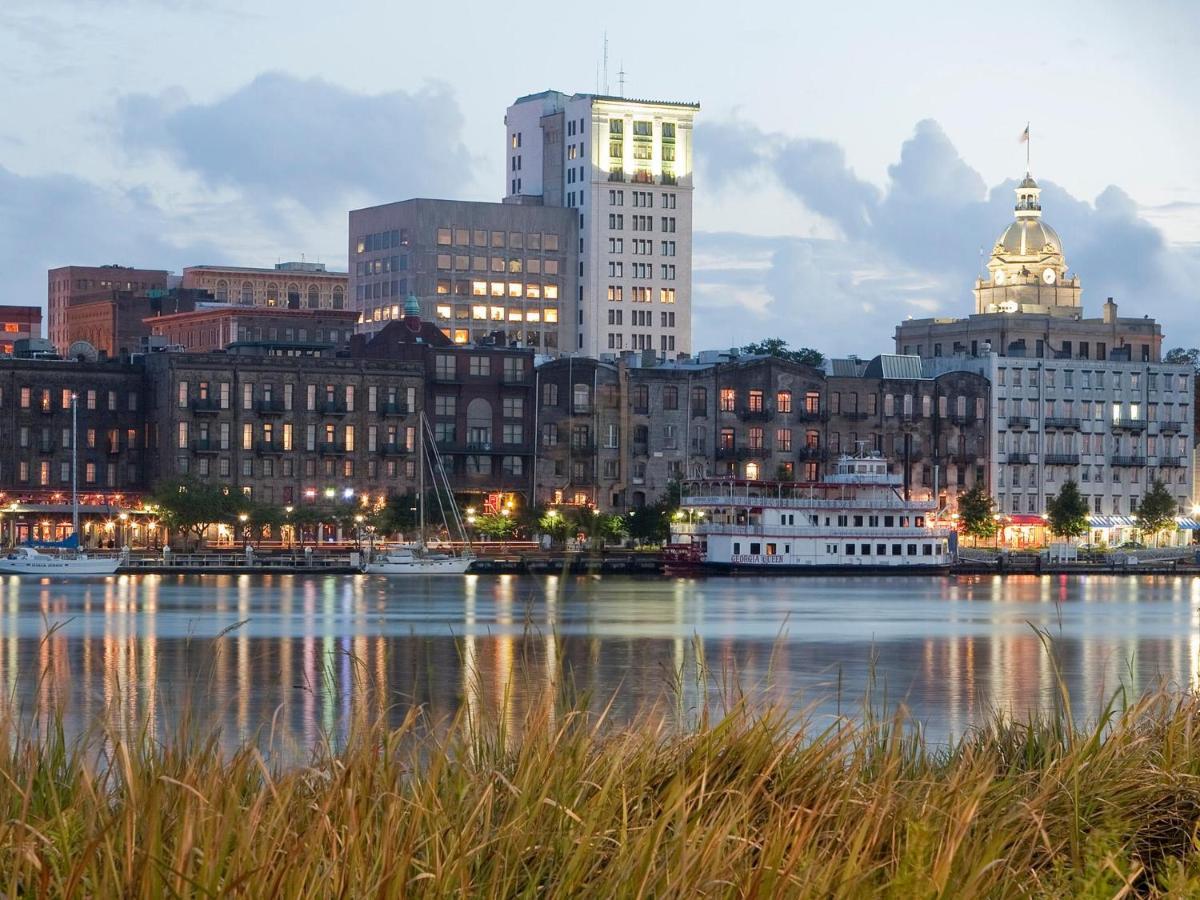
<box><xmin>284</xmin><ymin>505</ymin><xmax>294</xmax><ymax>549</ymax></box>
<box><xmin>238</xmin><ymin>512</ymin><xmax>249</xmax><ymax>549</ymax></box>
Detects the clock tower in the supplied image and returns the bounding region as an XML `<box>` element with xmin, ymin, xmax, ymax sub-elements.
<box><xmin>973</xmin><ymin>174</ymin><xmax>1081</xmax><ymax>317</ymax></box>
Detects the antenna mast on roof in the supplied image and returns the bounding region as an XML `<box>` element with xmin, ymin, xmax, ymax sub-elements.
<box><xmin>603</xmin><ymin>32</ymin><xmax>609</xmax><ymax>94</ymax></box>
<box><xmin>618</xmin><ymin>62</ymin><xmax>626</xmax><ymax>97</ymax></box>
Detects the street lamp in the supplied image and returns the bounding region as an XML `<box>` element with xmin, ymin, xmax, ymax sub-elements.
<box><xmin>238</xmin><ymin>512</ymin><xmax>249</xmax><ymax>548</ymax></box>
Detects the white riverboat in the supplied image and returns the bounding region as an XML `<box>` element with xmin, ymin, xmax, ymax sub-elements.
<box><xmin>668</xmin><ymin>451</ymin><xmax>955</xmax><ymax>572</ymax></box>
<box><xmin>0</xmin><ymin>546</ymin><xmax>121</xmax><ymax>576</ymax></box>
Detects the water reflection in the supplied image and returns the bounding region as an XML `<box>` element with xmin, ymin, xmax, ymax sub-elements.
<box><xmin>0</xmin><ymin>573</ymin><xmax>1197</xmax><ymax>750</ymax></box>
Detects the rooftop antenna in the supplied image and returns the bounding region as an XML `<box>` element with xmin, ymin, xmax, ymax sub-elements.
<box><xmin>618</xmin><ymin>62</ymin><xmax>626</xmax><ymax>97</ymax></box>
<box><xmin>603</xmin><ymin>32</ymin><xmax>609</xmax><ymax>94</ymax></box>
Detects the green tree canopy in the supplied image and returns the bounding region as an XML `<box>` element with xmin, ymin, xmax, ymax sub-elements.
<box><xmin>537</xmin><ymin>509</ymin><xmax>573</xmax><ymax>544</ymax></box>
<box><xmin>957</xmin><ymin>484</ymin><xmax>999</xmax><ymax>543</ymax></box>
<box><xmin>473</xmin><ymin>512</ymin><xmax>518</xmax><ymax>541</ymax></box>
<box><xmin>740</xmin><ymin>339</ymin><xmax>824</xmax><ymax>368</ymax></box>
<box><xmin>1164</xmin><ymin>348</ymin><xmax>1200</xmax><ymax>370</ymax></box>
<box><xmin>1045</xmin><ymin>480</ymin><xmax>1090</xmax><ymax>540</ymax></box>
<box><xmin>149</xmin><ymin>478</ymin><xmax>241</xmax><ymax>548</ymax></box>
<box><xmin>1135</xmin><ymin>479</ymin><xmax>1178</xmax><ymax>545</ymax></box>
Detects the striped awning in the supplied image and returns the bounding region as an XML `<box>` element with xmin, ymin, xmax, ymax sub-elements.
<box><xmin>1176</xmin><ymin>518</ymin><xmax>1200</xmax><ymax>530</ymax></box>
<box><xmin>1088</xmin><ymin>516</ymin><xmax>1137</xmax><ymax>528</ymax></box>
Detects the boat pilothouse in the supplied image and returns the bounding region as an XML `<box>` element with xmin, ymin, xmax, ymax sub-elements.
<box><xmin>669</xmin><ymin>451</ymin><xmax>956</xmax><ymax>572</ymax></box>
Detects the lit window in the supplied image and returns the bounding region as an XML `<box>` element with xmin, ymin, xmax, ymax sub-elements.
<box><xmin>508</xmin><ymin>282</ymin><xmax>522</xmax><ymax>298</ymax></box>
<box><xmin>472</xmin><ymin>305</ymin><xmax>487</xmax><ymax>320</ymax></box>
<box><xmin>490</xmin><ymin>282</ymin><xmax>505</xmax><ymax>297</ymax></box>
<box><xmin>525</xmin><ymin>284</ymin><xmax>541</xmax><ymax>299</ymax></box>
<box><xmin>491</xmin><ymin>306</ymin><xmax>505</xmax><ymax>321</ymax></box>
<box><xmin>526</xmin><ymin>310</ymin><xmax>541</xmax><ymax>322</ymax></box>
<box><xmin>544</xmin><ymin>285</ymin><xmax>559</xmax><ymax>300</ymax></box>
<box><xmin>472</xmin><ymin>281</ymin><xmax>487</xmax><ymax>296</ymax></box>
<box><xmin>544</xmin><ymin>308</ymin><xmax>559</xmax><ymax>323</ymax></box>
<box><xmin>435</xmin><ymin>305</ymin><xmax>452</xmax><ymax>320</ymax></box>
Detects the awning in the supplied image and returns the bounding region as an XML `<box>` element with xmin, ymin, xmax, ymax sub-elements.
<box><xmin>1088</xmin><ymin>516</ymin><xmax>1137</xmax><ymax>528</ymax></box>
<box><xmin>1176</xmin><ymin>518</ymin><xmax>1200</xmax><ymax>530</ymax></box>
<box><xmin>1005</xmin><ymin>514</ymin><xmax>1045</xmax><ymax>526</ymax></box>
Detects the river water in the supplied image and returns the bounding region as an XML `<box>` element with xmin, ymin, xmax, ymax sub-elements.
<box><xmin>1</xmin><ymin>573</ymin><xmax>1198</xmax><ymax>750</ymax></box>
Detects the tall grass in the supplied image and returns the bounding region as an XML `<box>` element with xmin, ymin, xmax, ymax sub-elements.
<box><xmin>3</xmin><ymin>666</ymin><xmax>1200</xmax><ymax>898</ymax></box>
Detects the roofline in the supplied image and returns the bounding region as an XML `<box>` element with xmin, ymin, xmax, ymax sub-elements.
<box><xmin>145</xmin><ymin>307</ymin><xmax>360</xmax><ymax>326</ymax></box>
<box><xmin>182</xmin><ymin>265</ymin><xmax>348</xmax><ymax>277</ymax></box>
<box><xmin>510</xmin><ymin>89</ymin><xmax>699</xmax><ymax>110</ymax></box>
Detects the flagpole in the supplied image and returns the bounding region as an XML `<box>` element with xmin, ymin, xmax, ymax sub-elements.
<box><xmin>1026</xmin><ymin>122</ymin><xmax>1030</xmax><ymax>173</ymax></box>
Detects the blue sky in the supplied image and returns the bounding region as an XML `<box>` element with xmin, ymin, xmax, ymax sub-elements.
<box><xmin>2</xmin><ymin>0</ymin><xmax>1198</xmax><ymax>356</ymax></box>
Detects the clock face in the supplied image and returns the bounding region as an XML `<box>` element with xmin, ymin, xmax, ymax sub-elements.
<box><xmin>1043</xmin><ymin>268</ymin><xmax>1056</xmax><ymax>284</ymax></box>
<box><xmin>994</xmin><ymin>270</ymin><xmax>1006</xmax><ymax>285</ymax></box>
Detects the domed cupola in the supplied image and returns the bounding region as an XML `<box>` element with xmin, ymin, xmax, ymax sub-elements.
<box><xmin>973</xmin><ymin>171</ymin><xmax>1081</xmax><ymax>318</ymax></box>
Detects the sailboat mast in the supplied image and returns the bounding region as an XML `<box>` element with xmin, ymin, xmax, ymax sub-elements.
<box><xmin>418</xmin><ymin>411</ymin><xmax>426</xmax><ymax>545</ymax></box>
<box><xmin>71</xmin><ymin>392</ymin><xmax>79</xmax><ymax>537</ymax></box>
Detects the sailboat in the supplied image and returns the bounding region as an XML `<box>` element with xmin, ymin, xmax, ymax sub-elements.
<box><xmin>362</xmin><ymin>412</ymin><xmax>475</xmax><ymax>575</ymax></box>
<box><xmin>0</xmin><ymin>393</ymin><xmax>121</xmax><ymax>576</ymax></box>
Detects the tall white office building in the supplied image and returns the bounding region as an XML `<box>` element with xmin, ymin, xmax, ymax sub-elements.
<box><xmin>504</xmin><ymin>91</ymin><xmax>698</xmax><ymax>359</ymax></box>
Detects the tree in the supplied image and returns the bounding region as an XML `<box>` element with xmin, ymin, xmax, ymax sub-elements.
<box><xmin>1164</xmin><ymin>348</ymin><xmax>1200</xmax><ymax>370</ymax></box>
<box><xmin>474</xmin><ymin>513</ymin><xmax>517</xmax><ymax>541</ymax></box>
<box><xmin>740</xmin><ymin>338</ymin><xmax>825</xmax><ymax>368</ymax></box>
<box><xmin>149</xmin><ymin>478</ymin><xmax>240</xmax><ymax>550</ymax></box>
<box><xmin>1044</xmin><ymin>480</ymin><xmax>1090</xmax><ymax>541</ymax></box>
<box><xmin>957</xmin><ymin>484</ymin><xmax>999</xmax><ymax>545</ymax></box>
<box><xmin>1136</xmin><ymin>479</ymin><xmax>1178</xmax><ymax>546</ymax></box>
<box><xmin>537</xmin><ymin>510</ymin><xmax>573</xmax><ymax>545</ymax></box>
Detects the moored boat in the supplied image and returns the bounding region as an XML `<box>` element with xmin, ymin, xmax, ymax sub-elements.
<box><xmin>0</xmin><ymin>546</ymin><xmax>120</xmax><ymax>576</ymax></box>
<box><xmin>668</xmin><ymin>451</ymin><xmax>955</xmax><ymax>572</ymax></box>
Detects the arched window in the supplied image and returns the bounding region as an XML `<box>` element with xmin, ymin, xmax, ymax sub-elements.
<box><xmin>266</xmin><ymin>283</ymin><xmax>279</xmax><ymax>307</ymax></box>
<box><xmin>307</xmin><ymin>285</ymin><xmax>320</xmax><ymax>308</ymax></box>
<box><xmin>332</xmin><ymin>287</ymin><xmax>344</xmax><ymax>309</ymax></box>
<box><xmin>215</xmin><ymin>280</ymin><xmax>228</xmax><ymax>302</ymax></box>
<box><xmin>286</xmin><ymin>283</ymin><xmax>300</xmax><ymax>308</ymax></box>
<box><xmin>240</xmin><ymin>282</ymin><xmax>254</xmax><ymax>305</ymax></box>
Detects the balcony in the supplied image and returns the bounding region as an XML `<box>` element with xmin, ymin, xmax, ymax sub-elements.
<box><xmin>1113</xmin><ymin>418</ymin><xmax>1147</xmax><ymax>431</ymax></box>
<box><xmin>949</xmin><ymin>413</ymin><xmax>973</xmax><ymax>426</ymax></box>
<box><xmin>255</xmin><ymin>399</ymin><xmax>285</xmax><ymax>416</ymax></box>
<box><xmin>318</xmin><ymin>441</ymin><xmax>348</xmax><ymax>455</ymax></box>
<box><xmin>715</xmin><ymin>447</ymin><xmax>739</xmax><ymax>461</ymax></box>
<box><xmin>841</xmin><ymin>410</ymin><xmax>869</xmax><ymax>421</ymax></box>
<box><xmin>431</xmin><ymin>370</ymin><xmax>462</xmax><ymax>385</ymax></box>
<box><xmin>1007</xmin><ymin>416</ymin><xmax>1032</xmax><ymax>429</ymax></box>
<box><xmin>1157</xmin><ymin>456</ymin><xmax>1185</xmax><ymax>467</ymax></box>
<box><xmin>569</xmin><ymin>441</ymin><xmax>597</xmax><ymax>455</ymax></box>
<box><xmin>1044</xmin><ymin>454</ymin><xmax>1080</xmax><ymax>466</ymax></box>
<box><xmin>1111</xmin><ymin>455</ymin><xmax>1147</xmax><ymax>467</ymax></box>
<box><xmin>631</xmin><ymin>170</ymin><xmax>654</xmax><ymax>184</ymax></box>
<box><xmin>607</xmin><ymin>170</ymin><xmax>626</xmax><ymax>183</ymax></box>
<box><xmin>256</xmin><ymin>440</ymin><xmax>283</xmax><ymax>455</ymax></box>
<box><xmin>37</xmin><ymin>444</ymin><xmax>54</xmax><ymax>454</ymax></box>
<box><xmin>797</xmin><ymin>409</ymin><xmax>826</xmax><ymax>423</ymax></box>
<box><xmin>318</xmin><ymin>401</ymin><xmax>348</xmax><ymax>416</ymax></box>
<box><xmin>736</xmin><ymin>406</ymin><xmax>771</xmax><ymax>422</ymax></box>
<box><xmin>742</xmin><ymin>446</ymin><xmax>769</xmax><ymax>459</ymax></box>
<box><xmin>1005</xmin><ymin>452</ymin><xmax>1033</xmax><ymax>464</ymax></box>
<box><xmin>660</xmin><ymin>172</ymin><xmax>678</xmax><ymax>186</ymax></box>
<box><xmin>797</xmin><ymin>447</ymin><xmax>827</xmax><ymax>461</ymax></box>
<box><xmin>378</xmin><ymin>442</ymin><xmax>410</xmax><ymax>456</ymax></box>
<box><xmin>378</xmin><ymin>401</ymin><xmax>409</xmax><ymax>417</ymax></box>
<box><xmin>189</xmin><ymin>398</ymin><xmax>220</xmax><ymax>415</ymax></box>
<box><xmin>465</xmin><ymin>441</ymin><xmax>494</xmax><ymax>452</ymax></box>
<box><xmin>1158</xmin><ymin>420</ymin><xmax>1186</xmax><ymax>433</ymax></box>
<box><xmin>632</xmin><ymin>405</ymin><xmax>650</xmax><ymax>416</ymax></box>
<box><xmin>501</xmin><ymin>371</ymin><xmax>530</xmax><ymax>386</ymax></box>
<box><xmin>1044</xmin><ymin>417</ymin><xmax>1081</xmax><ymax>430</ymax></box>
<box><xmin>190</xmin><ymin>439</ymin><xmax>219</xmax><ymax>454</ymax></box>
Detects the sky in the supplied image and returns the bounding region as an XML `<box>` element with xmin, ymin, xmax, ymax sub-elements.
<box><xmin>2</xmin><ymin>0</ymin><xmax>1198</xmax><ymax>357</ymax></box>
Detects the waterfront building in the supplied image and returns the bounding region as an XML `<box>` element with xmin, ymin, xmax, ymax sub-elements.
<box><xmin>504</xmin><ymin>91</ymin><xmax>698</xmax><ymax>359</ymax></box>
<box><xmin>143</xmin><ymin>349</ymin><xmax>426</xmax><ymax>508</ymax></box>
<box><xmin>347</xmin><ymin>198</ymin><xmax>575</xmax><ymax>353</ymax></box>
<box><xmin>147</xmin><ymin>306</ymin><xmax>360</xmax><ymax>353</ymax></box>
<box><xmin>0</xmin><ymin>357</ymin><xmax>149</xmax><ymax>544</ymax></box>
<box><xmin>180</xmin><ymin>262</ymin><xmax>348</xmax><ymax>311</ymax></box>
<box><xmin>532</xmin><ymin>350</ymin><xmax>990</xmax><ymax>515</ymax></box>
<box><xmin>0</xmin><ymin>306</ymin><xmax>43</xmax><ymax>355</ymax></box>
<box><xmin>351</xmin><ymin>303</ymin><xmax>537</xmax><ymax>512</ymax></box>
<box><xmin>896</xmin><ymin>169</ymin><xmax>1194</xmax><ymax>540</ymax></box>
<box><xmin>47</xmin><ymin>264</ymin><xmax>169</xmax><ymax>353</ymax></box>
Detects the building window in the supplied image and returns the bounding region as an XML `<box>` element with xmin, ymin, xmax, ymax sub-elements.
<box><xmin>719</xmin><ymin>388</ymin><xmax>735</xmax><ymax>412</ymax></box>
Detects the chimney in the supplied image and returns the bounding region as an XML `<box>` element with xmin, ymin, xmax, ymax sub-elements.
<box><xmin>1103</xmin><ymin>297</ymin><xmax>1117</xmax><ymax>324</ymax></box>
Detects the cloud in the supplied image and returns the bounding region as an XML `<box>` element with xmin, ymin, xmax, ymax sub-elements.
<box><xmin>0</xmin><ymin>163</ymin><xmax>223</xmax><ymax>312</ymax></box>
<box><xmin>117</xmin><ymin>72</ymin><xmax>478</xmax><ymax>211</ymax></box>
<box><xmin>693</xmin><ymin>118</ymin><xmax>1200</xmax><ymax>357</ymax></box>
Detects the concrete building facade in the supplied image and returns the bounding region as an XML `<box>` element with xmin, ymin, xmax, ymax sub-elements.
<box><xmin>505</xmin><ymin>91</ymin><xmax>698</xmax><ymax>359</ymax></box>
<box><xmin>180</xmin><ymin>263</ymin><xmax>348</xmax><ymax>311</ymax></box>
<box><xmin>347</xmin><ymin>199</ymin><xmax>575</xmax><ymax>353</ymax></box>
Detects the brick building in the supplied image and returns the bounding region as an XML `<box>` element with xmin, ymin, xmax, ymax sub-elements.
<box><xmin>531</xmin><ymin>351</ymin><xmax>991</xmax><ymax>515</ymax></box>
<box><xmin>0</xmin><ymin>306</ymin><xmax>42</xmax><ymax>355</ymax></box>
<box><xmin>66</xmin><ymin>288</ymin><xmax>208</xmax><ymax>358</ymax></box>
<box><xmin>147</xmin><ymin>306</ymin><xmax>360</xmax><ymax>353</ymax></box>
<box><xmin>351</xmin><ymin>308</ymin><xmax>537</xmax><ymax>510</ymax></box>
<box><xmin>47</xmin><ymin>265</ymin><xmax>169</xmax><ymax>353</ymax></box>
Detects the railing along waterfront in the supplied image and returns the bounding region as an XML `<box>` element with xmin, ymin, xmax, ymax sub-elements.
<box><xmin>682</xmin><ymin>494</ymin><xmax>930</xmax><ymax>510</ymax></box>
